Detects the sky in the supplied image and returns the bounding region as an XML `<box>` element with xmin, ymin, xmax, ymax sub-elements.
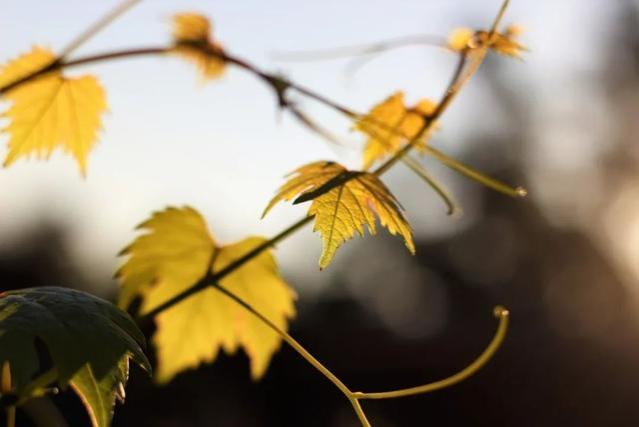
<box><xmin>0</xmin><ymin>0</ymin><xmax>617</xmax><ymax>294</ymax></box>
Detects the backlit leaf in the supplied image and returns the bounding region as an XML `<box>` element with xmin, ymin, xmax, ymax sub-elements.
<box><xmin>448</xmin><ymin>28</ymin><xmax>475</xmax><ymax>52</ymax></box>
<box><xmin>171</xmin><ymin>13</ymin><xmax>226</xmax><ymax>81</ymax></box>
<box><xmin>116</xmin><ymin>206</ymin><xmax>215</xmax><ymax>311</ymax></box>
<box><xmin>448</xmin><ymin>25</ymin><xmax>527</xmax><ymax>57</ymax></box>
<box><xmin>70</xmin><ymin>358</ymin><xmax>129</xmax><ymax>427</ymax></box>
<box><xmin>356</xmin><ymin>92</ymin><xmax>436</xmax><ymax>169</ymax></box>
<box><xmin>0</xmin><ymin>46</ymin><xmax>107</xmax><ymax>175</ymax></box>
<box><xmin>263</xmin><ymin>161</ymin><xmax>415</xmax><ymax>268</ymax></box>
<box><xmin>491</xmin><ymin>25</ymin><xmax>527</xmax><ymax>57</ymax></box>
<box><xmin>0</xmin><ymin>287</ymin><xmax>150</xmax><ymax>427</ymax></box>
<box><xmin>117</xmin><ymin>207</ymin><xmax>296</xmax><ymax>383</ymax></box>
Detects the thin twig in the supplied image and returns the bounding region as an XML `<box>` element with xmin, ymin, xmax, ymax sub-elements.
<box><xmin>58</xmin><ymin>0</ymin><xmax>142</xmax><ymax>59</ymax></box>
<box><xmin>272</xmin><ymin>34</ymin><xmax>447</xmax><ymax>62</ymax></box>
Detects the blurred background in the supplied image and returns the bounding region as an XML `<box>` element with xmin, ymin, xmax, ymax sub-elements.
<box><xmin>2</xmin><ymin>0</ymin><xmax>639</xmax><ymax>425</ymax></box>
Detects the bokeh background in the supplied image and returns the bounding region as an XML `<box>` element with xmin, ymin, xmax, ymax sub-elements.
<box><xmin>2</xmin><ymin>0</ymin><xmax>639</xmax><ymax>425</ymax></box>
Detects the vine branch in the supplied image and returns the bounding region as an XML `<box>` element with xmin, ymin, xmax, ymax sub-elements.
<box><xmin>213</xmin><ymin>281</ymin><xmax>509</xmax><ymax>427</ymax></box>
<box><xmin>1</xmin><ymin>1</ymin><xmax>515</xmax><ymax>425</ymax></box>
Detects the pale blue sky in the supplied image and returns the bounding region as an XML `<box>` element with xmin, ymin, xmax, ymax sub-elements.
<box><xmin>0</xmin><ymin>0</ymin><xmax>615</xmax><ymax>293</ymax></box>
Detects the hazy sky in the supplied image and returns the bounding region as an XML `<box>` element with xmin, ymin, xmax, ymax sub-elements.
<box><xmin>0</xmin><ymin>0</ymin><xmax>613</xmax><ymax>291</ymax></box>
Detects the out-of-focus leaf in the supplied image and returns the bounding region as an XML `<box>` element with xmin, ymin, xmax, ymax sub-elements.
<box><xmin>0</xmin><ymin>46</ymin><xmax>107</xmax><ymax>175</ymax></box>
<box><xmin>171</xmin><ymin>13</ymin><xmax>226</xmax><ymax>80</ymax></box>
<box><xmin>356</xmin><ymin>92</ymin><xmax>436</xmax><ymax>170</ymax></box>
<box><xmin>448</xmin><ymin>24</ymin><xmax>527</xmax><ymax>57</ymax></box>
<box><xmin>117</xmin><ymin>207</ymin><xmax>296</xmax><ymax>383</ymax></box>
<box><xmin>0</xmin><ymin>287</ymin><xmax>150</xmax><ymax>427</ymax></box>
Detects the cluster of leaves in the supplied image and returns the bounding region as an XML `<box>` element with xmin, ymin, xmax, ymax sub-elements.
<box><xmin>0</xmin><ymin>1</ymin><xmax>524</xmax><ymax>426</ymax></box>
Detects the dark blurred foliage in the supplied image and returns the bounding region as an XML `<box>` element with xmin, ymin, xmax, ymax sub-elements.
<box><xmin>3</xmin><ymin>2</ymin><xmax>639</xmax><ymax>427</ymax></box>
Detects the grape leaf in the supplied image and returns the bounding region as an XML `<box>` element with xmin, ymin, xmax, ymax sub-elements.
<box><xmin>0</xmin><ymin>287</ymin><xmax>150</xmax><ymax>427</ymax></box>
<box><xmin>117</xmin><ymin>206</ymin><xmax>296</xmax><ymax>383</ymax></box>
<box><xmin>171</xmin><ymin>13</ymin><xmax>226</xmax><ymax>81</ymax></box>
<box><xmin>263</xmin><ymin>161</ymin><xmax>415</xmax><ymax>269</ymax></box>
<box><xmin>70</xmin><ymin>358</ymin><xmax>129</xmax><ymax>427</ymax></box>
<box><xmin>116</xmin><ymin>206</ymin><xmax>215</xmax><ymax>311</ymax></box>
<box><xmin>0</xmin><ymin>47</ymin><xmax>107</xmax><ymax>175</ymax></box>
<box><xmin>355</xmin><ymin>92</ymin><xmax>436</xmax><ymax>170</ymax></box>
<box><xmin>448</xmin><ymin>25</ymin><xmax>527</xmax><ymax>57</ymax></box>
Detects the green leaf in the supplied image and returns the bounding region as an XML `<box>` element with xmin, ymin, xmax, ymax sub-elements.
<box><xmin>0</xmin><ymin>287</ymin><xmax>151</xmax><ymax>427</ymax></box>
<box><xmin>70</xmin><ymin>358</ymin><xmax>129</xmax><ymax>427</ymax></box>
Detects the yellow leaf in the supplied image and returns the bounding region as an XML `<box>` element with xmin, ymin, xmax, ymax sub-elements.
<box><xmin>491</xmin><ymin>24</ymin><xmax>527</xmax><ymax>57</ymax></box>
<box><xmin>0</xmin><ymin>47</ymin><xmax>107</xmax><ymax>174</ymax></box>
<box><xmin>448</xmin><ymin>28</ymin><xmax>475</xmax><ymax>52</ymax></box>
<box><xmin>356</xmin><ymin>92</ymin><xmax>436</xmax><ymax>170</ymax></box>
<box><xmin>263</xmin><ymin>161</ymin><xmax>415</xmax><ymax>269</ymax></box>
<box><xmin>171</xmin><ymin>13</ymin><xmax>226</xmax><ymax>81</ymax></box>
<box><xmin>116</xmin><ymin>206</ymin><xmax>296</xmax><ymax>383</ymax></box>
<box><xmin>116</xmin><ymin>206</ymin><xmax>215</xmax><ymax>311</ymax></box>
<box><xmin>448</xmin><ymin>25</ymin><xmax>527</xmax><ymax>58</ymax></box>
<box><xmin>0</xmin><ymin>46</ymin><xmax>53</xmax><ymax>89</ymax></box>
<box><xmin>172</xmin><ymin>13</ymin><xmax>211</xmax><ymax>42</ymax></box>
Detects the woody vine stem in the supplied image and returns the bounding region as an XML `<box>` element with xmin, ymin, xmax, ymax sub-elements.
<box><xmin>0</xmin><ymin>1</ymin><xmax>516</xmax><ymax>426</ymax></box>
